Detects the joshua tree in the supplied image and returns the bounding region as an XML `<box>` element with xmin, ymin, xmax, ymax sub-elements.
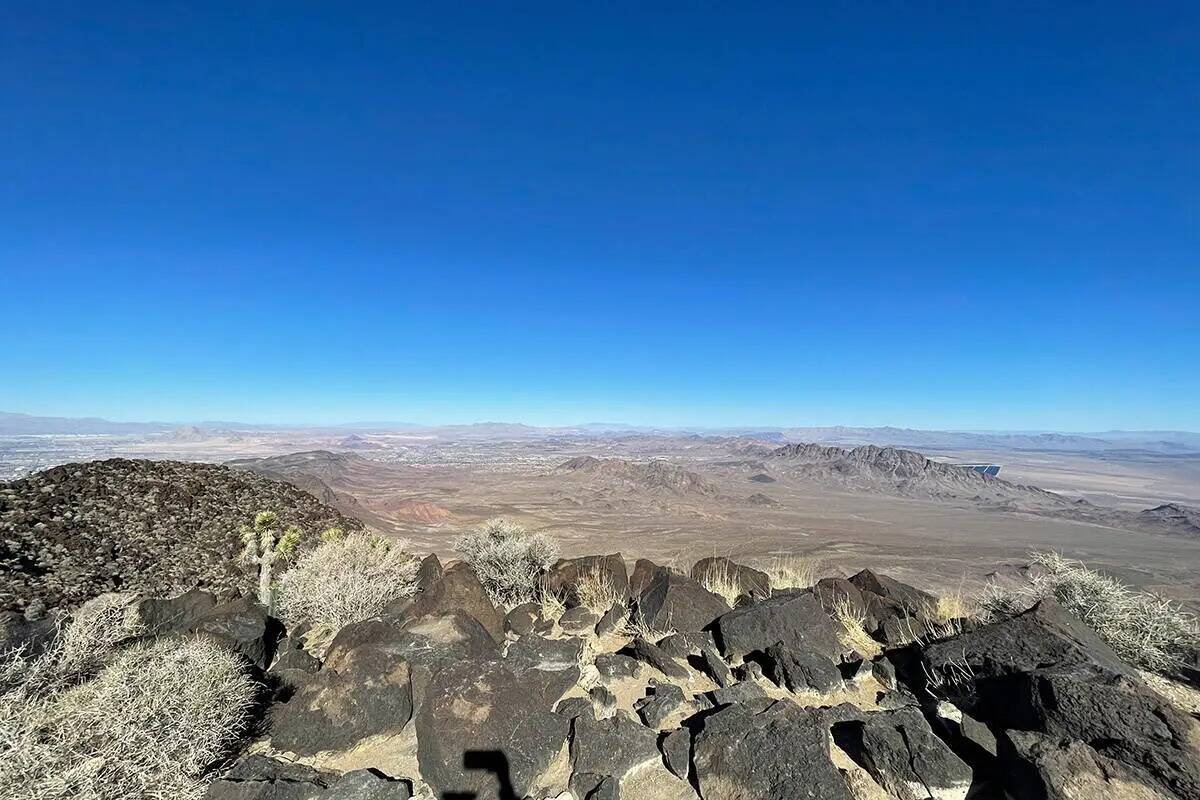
<box><xmin>238</xmin><ymin>511</ymin><xmax>302</xmax><ymax>612</ymax></box>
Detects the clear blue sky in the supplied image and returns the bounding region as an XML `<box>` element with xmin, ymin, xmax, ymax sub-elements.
<box><xmin>2</xmin><ymin>2</ymin><xmax>1196</xmax><ymax>430</ymax></box>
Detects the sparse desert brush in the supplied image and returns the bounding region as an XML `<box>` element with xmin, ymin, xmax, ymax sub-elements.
<box><xmin>697</xmin><ymin>559</ymin><xmax>744</xmax><ymax>607</ymax></box>
<box><xmin>452</xmin><ymin>518</ymin><xmax>559</xmax><ymax>608</ymax></box>
<box><xmin>763</xmin><ymin>553</ymin><xmax>821</xmax><ymax>592</ymax></box>
<box><xmin>0</xmin><ymin>636</ymin><xmax>258</xmax><ymax>800</ymax></box>
<box><xmin>5</xmin><ymin>593</ymin><xmax>144</xmax><ymax>696</ymax></box>
<box><xmin>980</xmin><ymin>551</ymin><xmax>1199</xmax><ymax>674</ymax></box>
<box><xmin>574</xmin><ymin>565</ymin><xmax>625</xmax><ymax>615</ymax></box>
<box><xmin>623</xmin><ymin>605</ymin><xmax>674</xmax><ymax>643</ymax></box>
<box><xmin>276</xmin><ymin>531</ymin><xmax>420</xmax><ymax>633</ymax></box>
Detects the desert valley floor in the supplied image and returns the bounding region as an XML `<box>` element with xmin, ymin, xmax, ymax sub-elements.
<box><xmin>4</xmin><ymin>422</ymin><xmax>1199</xmax><ymax>605</ymax></box>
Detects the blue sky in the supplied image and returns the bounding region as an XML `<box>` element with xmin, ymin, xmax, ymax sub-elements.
<box><xmin>1</xmin><ymin>2</ymin><xmax>1197</xmax><ymax>430</ymax></box>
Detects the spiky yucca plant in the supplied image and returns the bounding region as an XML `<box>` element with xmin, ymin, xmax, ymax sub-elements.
<box><xmin>237</xmin><ymin>511</ymin><xmax>302</xmax><ymax>613</ymax></box>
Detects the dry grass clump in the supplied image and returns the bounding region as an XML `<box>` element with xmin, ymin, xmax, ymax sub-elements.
<box><xmin>830</xmin><ymin>594</ymin><xmax>880</xmax><ymax>658</ymax></box>
<box><xmin>575</xmin><ymin>566</ymin><xmax>625</xmax><ymax>615</ymax></box>
<box><xmin>452</xmin><ymin>518</ymin><xmax>560</xmax><ymax>608</ymax></box>
<box><xmin>537</xmin><ymin>586</ymin><xmax>568</xmax><ymax>623</ymax></box>
<box><xmin>697</xmin><ymin>560</ymin><xmax>744</xmax><ymax>607</ymax></box>
<box><xmin>623</xmin><ymin>606</ymin><xmax>675</xmax><ymax>643</ymax></box>
<box><xmin>979</xmin><ymin>551</ymin><xmax>1199</xmax><ymax>675</ymax></box>
<box><xmin>276</xmin><ymin>530</ymin><xmax>420</xmax><ymax>633</ymax></box>
<box><xmin>763</xmin><ymin>554</ymin><xmax>821</xmax><ymax>592</ymax></box>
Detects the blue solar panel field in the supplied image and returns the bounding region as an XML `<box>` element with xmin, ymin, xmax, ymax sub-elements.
<box><xmin>960</xmin><ymin>464</ymin><xmax>1002</xmax><ymax>477</ymax></box>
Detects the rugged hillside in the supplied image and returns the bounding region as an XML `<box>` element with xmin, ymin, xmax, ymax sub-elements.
<box><xmin>0</xmin><ymin>458</ymin><xmax>361</xmax><ymax>612</ymax></box>
<box><xmin>770</xmin><ymin>442</ymin><xmax>1067</xmax><ymax>505</ymax></box>
<box><xmin>558</xmin><ymin>456</ymin><xmax>720</xmax><ymax>496</ymax></box>
<box><xmin>1140</xmin><ymin>503</ymin><xmax>1200</xmax><ymax>537</ymax></box>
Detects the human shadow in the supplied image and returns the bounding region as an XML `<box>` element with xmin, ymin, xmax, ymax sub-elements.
<box><xmin>441</xmin><ymin>749</ymin><xmax>517</xmax><ymax>800</ymax></box>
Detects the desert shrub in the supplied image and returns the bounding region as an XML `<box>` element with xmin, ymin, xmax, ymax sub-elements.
<box><xmin>763</xmin><ymin>553</ymin><xmax>821</xmax><ymax>591</ymax></box>
<box><xmin>4</xmin><ymin>593</ymin><xmax>144</xmax><ymax>696</ymax></box>
<box><xmin>452</xmin><ymin>518</ymin><xmax>559</xmax><ymax>608</ymax></box>
<box><xmin>275</xmin><ymin>531</ymin><xmax>420</xmax><ymax>633</ymax></box>
<box><xmin>980</xmin><ymin>551</ymin><xmax>1199</xmax><ymax>674</ymax></box>
<box><xmin>0</xmin><ymin>636</ymin><xmax>257</xmax><ymax>800</ymax></box>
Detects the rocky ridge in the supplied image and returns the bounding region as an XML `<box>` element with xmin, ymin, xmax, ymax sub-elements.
<box><xmin>7</xmin><ymin>551</ymin><xmax>1193</xmax><ymax>799</ymax></box>
<box><xmin>0</xmin><ymin>458</ymin><xmax>361</xmax><ymax>611</ymax></box>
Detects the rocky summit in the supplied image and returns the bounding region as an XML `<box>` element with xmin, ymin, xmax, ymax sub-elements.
<box><xmin>0</xmin><ymin>458</ymin><xmax>360</xmax><ymax>611</ymax></box>
<box><xmin>9</xmin><ymin>546</ymin><xmax>1197</xmax><ymax>800</ymax></box>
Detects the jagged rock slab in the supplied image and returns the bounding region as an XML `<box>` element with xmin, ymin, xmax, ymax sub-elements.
<box><xmin>692</xmin><ymin>700</ymin><xmax>854</xmax><ymax>799</ymax></box>
<box><xmin>637</xmin><ymin>569</ymin><xmax>730</xmax><ymax>634</ymax></box>
<box><xmin>710</xmin><ymin>589</ymin><xmax>845</xmax><ymax>662</ymax></box>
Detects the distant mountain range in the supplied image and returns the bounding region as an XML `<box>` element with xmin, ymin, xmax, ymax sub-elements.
<box><xmin>2</xmin><ymin>410</ymin><xmax>1198</xmax><ymax>453</ymax></box>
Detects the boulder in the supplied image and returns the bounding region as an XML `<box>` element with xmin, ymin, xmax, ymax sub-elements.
<box><xmin>692</xmin><ymin>700</ymin><xmax>854</xmax><ymax>799</ymax></box>
<box><xmin>620</xmin><ymin>637</ymin><xmax>690</xmax><ymax>681</ymax></box>
<box><xmin>571</xmin><ymin>712</ymin><xmax>660</xmax><ymax>783</ymax></box>
<box><xmin>324</xmin><ymin>770</ymin><xmax>412</xmax><ymax>799</ymax></box>
<box><xmin>710</xmin><ymin>589</ymin><xmax>845</xmax><ymax>662</ymax></box>
<box><xmin>848</xmin><ymin>569</ymin><xmax>937</xmax><ymax>615</ymax></box>
<box><xmin>699</xmin><ymin>646</ymin><xmax>734</xmax><ymax>688</ymax></box>
<box><xmin>383</xmin><ymin>562</ymin><xmax>503</xmax><ymax>642</ymax></box>
<box><xmin>709</xmin><ymin>680</ymin><xmax>770</xmax><ymax>708</ymax></box>
<box><xmin>629</xmin><ymin>559</ymin><xmax>667</xmax><ymax>598</ymax></box>
<box><xmin>413</xmin><ymin>553</ymin><xmax>442</xmax><ymax>589</ymax></box>
<box><xmin>206</xmin><ymin>755</ymin><xmax>333</xmax><ymax>800</ymax></box>
<box><xmin>268</xmin><ymin>631</ymin><xmax>414</xmax><ymax>756</ymax></box>
<box><xmin>660</xmin><ymin>728</ymin><xmax>691</xmax><ymax>781</ymax></box>
<box><xmin>543</xmin><ymin>554</ymin><xmax>629</xmax><ymax>608</ymax></box>
<box><xmin>636</xmin><ymin>570</ymin><xmax>729</xmax><ymax>634</ymax></box>
<box><xmin>690</xmin><ymin>557</ymin><xmax>770</xmax><ymax>601</ymax></box>
<box><xmin>657</xmin><ymin>630</ymin><xmax>717</xmax><ymax>659</ymax></box>
<box><xmin>559</xmin><ymin>605</ymin><xmax>600</xmax><ymax>635</ymax></box>
<box><xmin>271</xmin><ymin>635</ymin><xmax>320</xmax><ymax>674</ymax></box>
<box><xmin>1003</xmin><ymin>729</ymin><xmax>1172</xmax><ymax>800</ymax></box>
<box><xmin>921</xmin><ymin>600</ymin><xmax>1200</xmax><ymax>800</ymax></box>
<box><xmin>0</xmin><ymin>609</ymin><xmax>60</xmax><ymax>658</ymax></box>
<box><xmin>506</xmin><ymin>634</ymin><xmax>583</xmax><ymax>672</ymax></box>
<box><xmin>569</xmin><ymin>773</ymin><xmax>619</xmax><ymax>800</ymax></box>
<box><xmin>828</xmin><ymin>706</ymin><xmax>972</xmax><ymax>800</ymax></box>
<box><xmin>504</xmin><ymin>602</ymin><xmax>540</xmax><ymax>636</ymax></box>
<box><xmin>759</xmin><ymin>643</ymin><xmax>843</xmax><ymax>693</ymax></box>
<box><xmin>595</xmin><ymin>603</ymin><xmax>625</xmax><ymax>637</ymax></box>
<box><xmin>131</xmin><ymin>588</ymin><xmax>219</xmax><ymax>635</ymax></box>
<box><xmin>635</xmin><ymin>681</ymin><xmax>688</xmax><ymax>728</ymax></box>
<box><xmin>414</xmin><ymin>657</ymin><xmax>577</xmax><ymax>799</ymax></box>
<box><xmin>192</xmin><ymin>596</ymin><xmax>283</xmax><ymax>670</ymax></box>
<box><xmin>594</xmin><ymin>653</ymin><xmax>643</xmax><ymax>680</ymax></box>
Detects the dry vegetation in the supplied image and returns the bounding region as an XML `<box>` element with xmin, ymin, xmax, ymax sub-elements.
<box><xmin>980</xmin><ymin>551</ymin><xmax>1199</xmax><ymax>674</ymax></box>
<box><xmin>0</xmin><ymin>596</ymin><xmax>258</xmax><ymax>800</ymax></box>
<box><xmin>696</xmin><ymin>559</ymin><xmax>745</xmax><ymax>607</ymax></box>
<box><xmin>574</xmin><ymin>565</ymin><xmax>626</xmax><ymax>615</ymax></box>
<box><xmin>762</xmin><ymin>554</ymin><xmax>820</xmax><ymax>592</ymax></box>
<box><xmin>276</xmin><ymin>529</ymin><xmax>420</xmax><ymax>633</ymax></box>
<box><xmin>452</xmin><ymin>518</ymin><xmax>560</xmax><ymax>608</ymax></box>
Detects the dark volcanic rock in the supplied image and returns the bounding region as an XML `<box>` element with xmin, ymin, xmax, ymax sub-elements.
<box><xmin>690</xmin><ymin>556</ymin><xmax>771</xmax><ymax>601</ymax></box>
<box><xmin>504</xmin><ymin>602</ymin><xmax>540</xmax><ymax>636</ymax></box>
<box><xmin>635</xmin><ymin>681</ymin><xmax>688</xmax><ymax>728</ymax></box>
<box><xmin>921</xmin><ymin>599</ymin><xmax>1200</xmax><ymax>799</ymax></box>
<box><xmin>759</xmin><ymin>643</ymin><xmax>843</xmax><ymax>693</ymax></box>
<box><xmin>595</xmin><ymin>603</ymin><xmax>624</xmax><ymax>637</ymax></box>
<box><xmin>710</xmin><ymin>589</ymin><xmax>845</xmax><ymax>662</ymax></box>
<box><xmin>620</xmin><ymin>637</ymin><xmax>690</xmax><ymax>681</ymax></box>
<box><xmin>506</xmin><ymin>634</ymin><xmax>582</xmax><ymax>672</ymax></box>
<box><xmin>636</xmin><ymin>569</ymin><xmax>730</xmax><ymax>633</ymax></box>
<box><xmin>414</xmin><ymin>657</ymin><xmax>576</xmax><ymax>799</ymax></box>
<box><xmin>383</xmin><ymin>562</ymin><xmax>503</xmax><ymax>642</ymax></box>
<box><xmin>660</xmin><ymin>727</ymin><xmax>691</xmax><ymax>781</ymax></box>
<box><xmin>594</xmin><ymin>652</ymin><xmax>643</xmax><ymax>680</ymax></box>
<box><xmin>571</xmin><ymin>712</ymin><xmax>660</xmax><ymax>782</ymax></box>
<box><xmin>828</xmin><ymin>706</ymin><xmax>973</xmax><ymax>800</ymax></box>
<box><xmin>544</xmin><ymin>554</ymin><xmax>629</xmax><ymax>608</ymax></box>
<box><xmin>848</xmin><ymin>569</ymin><xmax>936</xmax><ymax>615</ymax></box>
<box><xmin>628</xmin><ymin>558</ymin><xmax>666</xmax><ymax>597</ymax></box>
<box><xmin>558</xmin><ymin>605</ymin><xmax>600</xmax><ymax>634</ymax></box>
<box><xmin>699</xmin><ymin>646</ymin><xmax>734</xmax><ymax>688</ymax></box>
<box><xmin>0</xmin><ymin>458</ymin><xmax>361</xmax><ymax>612</ymax></box>
<box><xmin>692</xmin><ymin>700</ymin><xmax>853</xmax><ymax>800</ymax></box>
<box><xmin>191</xmin><ymin>596</ymin><xmax>283</xmax><ymax>670</ymax></box>
<box><xmin>131</xmin><ymin>587</ymin><xmax>219</xmax><ymax>634</ymax></box>
<box><xmin>207</xmin><ymin>759</ymin><xmax>413</xmax><ymax>800</ymax></box>
<box><xmin>268</xmin><ymin>631</ymin><xmax>414</xmax><ymax>756</ymax></box>
<box><xmin>1003</xmin><ymin>729</ymin><xmax>1169</xmax><ymax>800</ymax></box>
